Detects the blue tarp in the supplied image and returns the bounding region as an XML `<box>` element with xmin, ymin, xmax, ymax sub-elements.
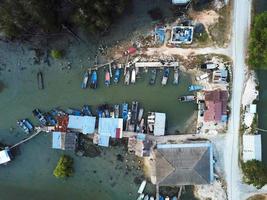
<box><xmin>155</xmin><ymin>27</ymin><xmax>165</xmax><ymax>43</ymax></box>
<box><xmin>137</xmin><ymin>133</ymin><xmax>146</xmax><ymax>141</ymax></box>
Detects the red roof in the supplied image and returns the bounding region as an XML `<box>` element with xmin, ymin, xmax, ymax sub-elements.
<box><xmin>204</xmin><ymin>90</ymin><xmax>228</xmax><ymax>122</ymax></box>
<box><xmin>115</xmin><ymin>128</ymin><xmax>121</xmax><ymax>139</ymax></box>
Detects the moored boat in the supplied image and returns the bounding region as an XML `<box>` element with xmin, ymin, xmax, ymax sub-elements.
<box><xmin>122</xmin><ymin>103</ymin><xmax>128</xmax><ymax>121</ymax></box>
<box><xmin>138</xmin><ymin>108</ymin><xmax>144</xmax><ymax>122</ymax></box>
<box><xmin>82</xmin><ymin>105</ymin><xmax>92</xmax><ymax>116</ymax></box>
<box><xmin>114</xmin><ymin>104</ymin><xmax>120</xmax><ymax>118</ymax></box>
<box><xmin>179</xmin><ymin>95</ymin><xmax>196</xmax><ymax>102</ymax></box>
<box><xmin>144</xmin><ymin>195</ymin><xmax>149</xmax><ymax>200</ymax></box>
<box><xmin>32</xmin><ymin>109</ymin><xmax>47</xmax><ymax>126</ymax></box>
<box><xmin>149</xmin><ymin>69</ymin><xmax>157</xmax><ymax>85</ymax></box>
<box><xmin>81</xmin><ymin>70</ymin><xmax>89</xmax><ymax>89</ymax></box>
<box><xmin>105</xmin><ymin>69</ymin><xmax>111</xmax><ymax>86</ymax></box>
<box><xmin>173</xmin><ymin>68</ymin><xmax>179</xmax><ymax>84</ymax></box>
<box><xmin>131</xmin><ymin>101</ymin><xmax>139</xmax><ymax>125</ymax></box>
<box><xmin>17</xmin><ymin>120</ymin><xmax>30</xmax><ymax>134</ymax></box>
<box><xmin>161</xmin><ymin>67</ymin><xmax>170</xmax><ymax>85</ymax></box>
<box><xmin>114</xmin><ymin>68</ymin><xmax>121</xmax><ymax>83</ymax></box>
<box><xmin>138</xmin><ymin>180</ymin><xmax>147</xmax><ymax>194</ymax></box>
<box><xmin>37</xmin><ymin>71</ymin><xmax>44</xmax><ymax>90</ymax></box>
<box><xmin>46</xmin><ymin>114</ymin><xmax>57</xmax><ymax>126</ymax></box>
<box><xmin>22</xmin><ymin>119</ymin><xmax>34</xmax><ymax>132</ymax></box>
<box><xmin>66</xmin><ymin>108</ymin><xmax>82</xmax><ymax>116</ymax></box>
<box><xmin>131</xmin><ymin>68</ymin><xmax>136</xmax><ymax>84</ymax></box>
<box><xmin>137</xmin><ymin>194</ymin><xmax>145</xmax><ymax>200</ymax></box>
<box><xmin>124</xmin><ymin>70</ymin><xmax>130</xmax><ymax>85</ymax></box>
<box><xmin>90</xmin><ymin>70</ymin><xmax>97</xmax><ymax>89</ymax></box>
<box><xmin>188</xmin><ymin>85</ymin><xmax>203</xmax><ymax>92</ymax></box>
<box><xmin>149</xmin><ymin>197</ymin><xmax>155</xmax><ymax>200</ymax></box>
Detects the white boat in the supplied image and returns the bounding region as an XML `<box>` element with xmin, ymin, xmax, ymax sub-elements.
<box><xmin>165</xmin><ymin>196</ymin><xmax>170</xmax><ymax>200</ymax></box>
<box><xmin>124</xmin><ymin>70</ymin><xmax>130</xmax><ymax>85</ymax></box>
<box><xmin>138</xmin><ymin>108</ymin><xmax>144</xmax><ymax>122</ymax></box>
<box><xmin>137</xmin><ymin>194</ymin><xmax>145</xmax><ymax>200</ymax></box>
<box><xmin>149</xmin><ymin>197</ymin><xmax>155</xmax><ymax>200</ymax></box>
<box><xmin>138</xmin><ymin>180</ymin><xmax>147</xmax><ymax>194</ymax></box>
<box><xmin>144</xmin><ymin>195</ymin><xmax>149</xmax><ymax>200</ymax></box>
<box><xmin>173</xmin><ymin>68</ymin><xmax>179</xmax><ymax>84</ymax></box>
<box><xmin>131</xmin><ymin>68</ymin><xmax>136</xmax><ymax>84</ymax></box>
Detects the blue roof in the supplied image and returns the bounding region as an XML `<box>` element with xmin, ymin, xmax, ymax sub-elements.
<box><xmin>155</xmin><ymin>27</ymin><xmax>165</xmax><ymax>43</ymax></box>
<box><xmin>98</xmin><ymin>135</ymin><xmax>110</xmax><ymax>147</ymax></box>
<box><xmin>52</xmin><ymin>132</ymin><xmax>62</xmax><ymax>149</ymax></box>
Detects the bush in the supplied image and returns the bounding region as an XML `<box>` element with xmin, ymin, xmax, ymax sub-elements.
<box><xmin>53</xmin><ymin>155</ymin><xmax>74</xmax><ymax>178</ymax></box>
<box><xmin>51</xmin><ymin>50</ymin><xmax>63</xmax><ymax>59</ymax></box>
<box><xmin>241</xmin><ymin>159</ymin><xmax>267</xmax><ymax>188</ymax></box>
<box><xmin>248</xmin><ymin>12</ymin><xmax>267</xmax><ymax>69</ymax></box>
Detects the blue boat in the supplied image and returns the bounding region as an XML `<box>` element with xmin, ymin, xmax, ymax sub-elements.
<box><xmin>46</xmin><ymin>114</ymin><xmax>57</xmax><ymax>126</ymax></box>
<box><xmin>17</xmin><ymin>119</ymin><xmax>34</xmax><ymax>134</ymax></box>
<box><xmin>23</xmin><ymin>119</ymin><xmax>34</xmax><ymax>132</ymax></box>
<box><xmin>122</xmin><ymin>103</ymin><xmax>128</xmax><ymax>121</ymax></box>
<box><xmin>66</xmin><ymin>108</ymin><xmax>82</xmax><ymax>116</ymax></box>
<box><xmin>90</xmin><ymin>70</ymin><xmax>97</xmax><ymax>89</ymax></box>
<box><xmin>82</xmin><ymin>105</ymin><xmax>92</xmax><ymax>116</ymax></box>
<box><xmin>32</xmin><ymin>109</ymin><xmax>47</xmax><ymax>126</ymax></box>
<box><xmin>159</xmin><ymin>196</ymin><xmax>164</xmax><ymax>200</ymax></box>
<box><xmin>97</xmin><ymin>109</ymin><xmax>103</xmax><ymax>118</ymax></box>
<box><xmin>161</xmin><ymin>67</ymin><xmax>170</xmax><ymax>85</ymax></box>
<box><xmin>81</xmin><ymin>71</ymin><xmax>89</xmax><ymax>89</ymax></box>
<box><xmin>188</xmin><ymin>85</ymin><xmax>204</xmax><ymax>92</ymax></box>
<box><xmin>114</xmin><ymin>68</ymin><xmax>120</xmax><ymax>83</ymax></box>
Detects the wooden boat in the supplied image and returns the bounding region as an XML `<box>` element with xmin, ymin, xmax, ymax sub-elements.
<box><xmin>105</xmin><ymin>69</ymin><xmax>111</xmax><ymax>86</ymax></box>
<box><xmin>37</xmin><ymin>71</ymin><xmax>44</xmax><ymax>90</ymax></box>
<box><xmin>81</xmin><ymin>71</ymin><xmax>89</xmax><ymax>89</ymax></box>
<box><xmin>173</xmin><ymin>68</ymin><xmax>179</xmax><ymax>84</ymax></box>
<box><xmin>149</xmin><ymin>69</ymin><xmax>157</xmax><ymax>85</ymax></box>
<box><xmin>161</xmin><ymin>68</ymin><xmax>170</xmax><ymax>85</ymax></box>
<box><xmin>124</xmin><ymin>70</ymin><xmax>130</xmax><ymax>85</ymax></box>
<box><xmin>179</xmin><ymin>95</ymin><xmax>196</xmax><ymax>102</ymax></box>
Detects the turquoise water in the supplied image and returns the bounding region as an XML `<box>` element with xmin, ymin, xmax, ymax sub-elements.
<box><xmin>0</xmin><ymin>1</ymin><xmax>197</xmax><ymax>200</ymax></box>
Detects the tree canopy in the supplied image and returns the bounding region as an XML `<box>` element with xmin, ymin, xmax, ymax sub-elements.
<box><xmin>241</xmin><ymin>159</ymin><xmax>267</xmax><ymax>188</ymax></box>
<box><xmin>0</xmin><ymin>0</ymin><xmax>129</xmax><ymax>38</ymax></box>
<box><xmin>53</xmin><ymin>155</ymin><xmax>74</xmax><ymax>178</ymax></box>
<box><xmin>248</xmin><ymin>12</ymin><xmax>267</xmax><ymax>69</ymax></box>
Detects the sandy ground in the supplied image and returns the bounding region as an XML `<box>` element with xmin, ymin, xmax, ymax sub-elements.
<box><xmin>189</xmin><ymin>10</ymin><xmax>220</xmax><ymax>30</ymax></box>
<box><xmin>242</xmin><ymin>72</ymin><xmax>258</xmax><ymax>107</ymax></box>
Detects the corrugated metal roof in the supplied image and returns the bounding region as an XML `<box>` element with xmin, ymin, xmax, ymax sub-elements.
<box><xmin>52</xmin><ymin>132</ymin><xmax>62</xmax><ymax>149</ymax></box>
<box><xmin>98</xmin><ymin>118</ymin><xmax>123</xmax><ymax>138</ymax></box>
<box><xmin>67</xmin><ymin>115</ymin><xmax>96</xmax><ymax>134</ymax></box>
<box><xmin>0</xmin><ymin>150</ymin><xmax>11</xmax><ymax>164</ymax></box>
<box><xmin>154</xmin><ymin>113</ymin><xmax>166</xmax><ymax>136</ymax></box>
<box><xmin>243</xmin><ymin>134</ymin><xmax>262</xmax><ymax>161</ymax></box>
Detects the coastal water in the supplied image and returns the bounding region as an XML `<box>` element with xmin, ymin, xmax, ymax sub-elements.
<box><xmin>255</xmin><ymin>1</ymin><xmax>267</xmax><ymax>165</ymax></box>
<box><xmin>0</xmin><ymin>1</ymin><xmax>197</xmax><ymax>200</ymax></box>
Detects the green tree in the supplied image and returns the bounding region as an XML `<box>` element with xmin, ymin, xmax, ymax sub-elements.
<box><xmin>241</xmin><ymin>159</ymin><xmax>267</xmax><ymax>188</ymax></box>
<box><xmin>53</xmin><ymin>155</ymin><xmax>74</xmax><ymax>178</ymax></box>
<box><xmin>248</xmin><ymin>12</ymin><xmax>267</xmax><ymax>69</ymax></box>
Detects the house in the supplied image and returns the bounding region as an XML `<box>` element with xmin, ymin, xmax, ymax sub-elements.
<box><xmin>0</xmin><ymin>148</ymin><xmax>11</xmax><ymax>165</ymax></box>
<box><xmin>212</xmin><ymin>69</ymin><xmax>228</xmax><ymax>84</ymax></box>
<box><xmin>170</xmin><ymin>26</ymin><xmax>194</xmax><ymax>44</ymax></box>
<box><xmin>243</xmin><ymin>134</ymin><xmax>262</xmax><ymax>162</ymax></box>
<box><xmin>97</xmin><ymin>118</ymin><xmax>123</xmax><ymax>147</ymax></box>
<box><xmin>147</xmin><ymin>112</ymin><xmax>166</xmax><ymax>136</ymax></box>
<box><xmin>204</xmin><ymin>90</ymin><xmax>228</xmax><ymax>122</ymax></box>
<box><xmin>155</xmin><ymin>142</ymin><xmax>214</xmax><ymax>186</ymax></box>
<box><xmin>67</xmin><ymin>115</ymin><xmax>96</xmax><ymax>134</ymax></box>
<box><xmin>52</xmin><ymin>132</ymin><xmax>77</xmax><ymax>150</ymax></box>
<box><xmin>172</xmin><ymin>0</ymin><xmax>191</xmax><ymax>5</ymax></box>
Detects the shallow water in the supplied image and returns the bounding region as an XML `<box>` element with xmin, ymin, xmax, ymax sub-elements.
<box><xmin>0</xmin><ymin>0</ymin><xmax>198</xmax><ymax>199</ymax></box>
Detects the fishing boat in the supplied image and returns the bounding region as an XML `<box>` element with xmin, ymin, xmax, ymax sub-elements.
<box><xmin>159</xmin><ymin>196</ymin><xmax>164</xmax><ymax>200</ymax></box>
<box><xmin>161</xmin><ymin>68</ymin><xmax>170</xmax><ymax>85</ymax></box>
<box><xmin>149</xmin><ymin>197</ymin><xmax>155</xmax><ymax>200</ymax></box>
<box><xmin>37</xmin><ymin>71</ymin><xmax>44</xmax><ymax>90</ymax></box>
<box><xmin>165</xmin><ymin>196</ymin><xmax>170</xmax><ymax>200</ymax></box>
<box><xmin>138</xmin><ymin>180</ymin><xmax>147</xmax><ymax>194</ymax></box>
<box><xmin>104</xmin><ymin>109</ymin><xmax>110</xmax><ymax>118</ymax></box>
<box><xmin>46</xmin><ymin>114</ymin><xmax>57</xmax><ymax>126</ymax></box>
<box><xmin>124</xmin><ymin>70</ymin><xmax>130</xmax><ymax>85</ymax></box>
<box><xmin>97</xmin><ymin>109</ymin><xmax>103</xmax><ymax>118</ymax></box>
<box><xmin>188</xmin><ymin>85</ymin><xmax>203</xmax><ymax>92</ymax></box>
<box><xmin>172</xmin><ymin>197</ymin><xmax>177</xmax><ymax>200</ymax></box>
<box><xmin>149</xmin><ymin>69</ymin><xmax>157</xmax><ymax>85</ymax></box>
<box><xmin>50</xmin><ymin>108</ymin><xmax>66</xmax><ymax>116</ymax></box>
<box><xmin>82</xmin><ymin>105</ymin><xmax>92</xmax><ymax>116</ymax></box>
<box><xmin>131</xmin><ymin>101</ymin><xmax>139</xmax><ymax>125</ymax></box>
<box><xmin>114</xmin><ymin>68</ymin><xmax>120</xmax><ymax>83</ymax></box>
<box><xmin>17</xmin><ymin>120</ymin><xmax>30</xmax><ymax>134</ymax></box>
<box><xmin>137</xmin><ymin>194</ymin><xmax>145</xmax><ymax>200</ymax></box>
<box><xmin>122</xmin><ymin>103</ymin><xmax>128</xmax><ymax>121</ymax></box>
<box><xmin>114</xmin><ymin>104</ymin><xmax>120</xmax><ymax>118</ymax></box>
<box><xmin>81</xmin><ymin>71</ymin><xmax>89</xmax><ymax>89</ymax></box>
<box><xmin>90</xmin><ymin>70</ymin><xmax>97</xmax><ymax>89</ymax></box>
<box><xmin>110</xmin><ymin>111</ymin><xmax>115</xmax><ymax>118</ymax></box>
<box><xmin>22</xmin><ymin>119</ymin><xmax>34</xmax><ymax>132</ymax></box>
<box><xmin>173</xmin><ymin>68</ymin><xmax>179</xmax><ymax>84</ymax></box>
<box><xmin>131</xmin><ymin>68</ymin><xmax>136</xmax><ymax>84</ymax></box>
<box><xmin>138</xmin><ymin>108</ymin><xmax>144</xmax><ymax>122</ymax></box>
<box><xmin>105</xmin><ymin>69</ymin><xmax>111</xmax><ymax>86</ymax></box>
<box><xmin>144</xmin><ymin>195</ymin><xmax>149</xmax><ymax>200</ymax></box>
<box><xmin>66</xmin><ymin>108</ymin><xmax>82</xmax><ymax>116</ymax></box>
<box><xmin>32</xmin><ymin>109</ymin><xmax>47</xmax><ymax>126</ymax></box>
<box><xmin>179</xmin><ymin>95</ymin><xmax>196</xmax><ymax>102</ymax></box>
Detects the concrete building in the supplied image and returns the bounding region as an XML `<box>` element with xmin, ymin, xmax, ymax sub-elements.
<box><xmin>96</xmin><ymin>118</ymin><xmax>123</xmax><ymax>147</ymax></box>
<box><xmin>155</xmin><ymin>142</ymin><xmax>214</xmax><ymax>186</ymax></box>
<box><xmin>67</xmin><ymin>115</ymin><xmax>96</xmax><ymax>134</ymax></box>
<box><xmin>170</xmin><ymin>26</ymin><xmax>194</xmax><ymax>44</ymax></box>
<box><xmin>52</xmin><ymin>132</ymin><xmax>77</xmax><ymax>150</ymax></box>
<box><xmin>243</xmin><ymin>134</ymin><xmax>262</xmax><ymax>162</ymax></box>
<box><xmin>0</xmin><ymin>149</ymin><xmax>11</xmax><ymax>165</ymax></box>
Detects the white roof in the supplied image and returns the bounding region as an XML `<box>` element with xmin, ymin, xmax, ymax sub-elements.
<box><xmin>98</xmin><ymin>118</ymin><xmax>123</xmax><ymax>138</ymax></box>
<box><xmin>67</xmin><ymin>115</ymin><xmax>96</xmax><ymax>134</ymax></box>
<box><xmin>154</xmin><ymin>113</ymin><xmax>166</xmax><ymax>136</ymax></box>
<box><xmin>249</xmin><ymin>104</ymin><xmax>257</xmax><ymax>114</ymax></box>
<box><xmin>243</xmin><ymin>134</ymin><xmax>262</xmax><ymax>161</ymax></box>
<box><xmin>0</xmin><ymin>149</ymin><xmax>11</xmax><ymax>164</ymax></box>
